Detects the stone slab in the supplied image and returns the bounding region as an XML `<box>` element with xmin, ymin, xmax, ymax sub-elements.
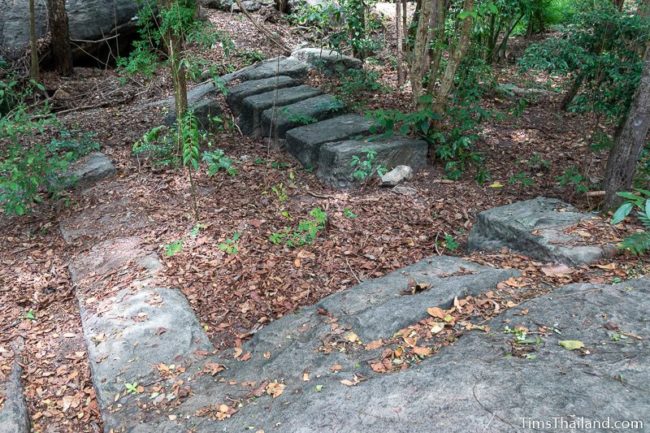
<box><xmin>226</xmin><ymin>75</ymin><xmax>300</xmax><ymax>114</ymax></box>
<box><xmin>468</xmin><ymin>197</ymin><xmax>611</xmax><ymax>265</ymax></box>
<box><xmin>261</xmin><ymin>94</ymin><xmax>345</xmax><ymax>138</ymax></box>
<box><xmin>67</xmin><ymin>152</ymin><xmax>116</xmax><ymax>189</ymax></box>
<box><xmin>225</xmin><ymin>56</ymin><xmax>310</xmax><ymax>82</ymax></box>
<box><xmin>285</xmin><ymin>114</ymin><xmax>374</xmax><ymax>169</ymax></box>
<box><xmin>317</xmin><ymin>136</ymin><xmax>428</xmax><ymax>188</ymax></box>
<box><xmin>239</xmin><ymin>85</ymin><xmax>322</xmax><ymax>135</ymax></box>
<box><xmin>77</xmin><ymin>286</ymin><xmax>214</xmax><ymax>431</ymax></box>
<box><xmin>291</xmin><ymin>47</ymin><xmax>362</xmax><ymax>75</ymax></box>
<box><xmin>0</xmin><ymin>362</ymin><xmax>30</xmax><ymax>433</ymax></box>
<box><xmin>68</xmin><ymin>237</ymin><xmax>161</xmax><ymax>283</ymax></box>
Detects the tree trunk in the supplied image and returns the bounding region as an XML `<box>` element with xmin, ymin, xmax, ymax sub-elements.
<box><xmin>29</xmin><ymin>0</ymin><xmax>39</xmax><ymax>81</ymax></box>
<box><xmin>396</xmin><ymin>0</ymin><xmax>403</xmax><ymax>86</ymax></box>
<box><xmin>47</xmin><ymin>0</ymin><xmax>73</xmax><ymax>76</ymax></box>
<box><xmin>603</xmin><ymin>46</ymin><xmax>650</xmax><ymax>209</ymax></box>
<box><xmin>432</xmin><ymin>0</ymin><xmax>474</xmax><ymax>115</ymax></box>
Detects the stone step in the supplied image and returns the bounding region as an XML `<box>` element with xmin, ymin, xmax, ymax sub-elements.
<box><xmin>239</xmin><ymin>85</ymin><xmax>322</xmax><ymax>136</ymax></box>
<box><xmin>225</xmin><ymin>56</ymin><xmax>310</xmax><ymax>82</ymax></box>
<box><xmin>260</xmin><ymin>94</ymin><xmax>345</xmax><ymax>139</ymax></box>
<box><xmin>285</xmin><ymin>114</ymin><xmax>375</xmax><ymax>169</ymax></box>
<box><xmin>316</xmin><ymin>136</ymin><xmax>428</xmax><ymax>188</ymax></box>
<box><xmin>468</xmin><ymin>197</ymin><xmax>614</xmax><ymax>265</ymax></box>
<box><xmin>0</xmin><ymin>361</ymin><xmax>30</xmax><ymax>433</ymax></box>
<box><xmin>226</xmin><ymin>75</ymin><xmax>301</xmax><ymax>115</ymax></box>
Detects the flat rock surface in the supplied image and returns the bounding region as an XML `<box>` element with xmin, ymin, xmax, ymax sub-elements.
<box><xmin>68</xmin><ymin>236</ymin><xmax>161</xmax><ymax>283</ymax></box>
<box><xmin>285</xmin><ymin>114</ymin><xmax>374</xmax><ymax>168</ymax></box>
<box><xmin>0</xmin><ymin>362</ymin><xmax>30</xmax><ymax>433</ymax></box>
<box><xmin>317</xmin><ymin>136</ymin><xmax>428</xmax><ymax>188</ymax></box>
<box><xmin>102</xmin><ymin>272</ymin><xmax>650</xmax><ymax>433</ymax></box>
<box><xmin>78</xmin><ymin>286</ymin><xmax>214</xmax><ymax>431</ymax></box>
<box><xmin>468</xmin><ymin>197</ymin><xmax>613</xmax><ymax>265</ymax></box>
<box><xmin>261</xmin><ymin>94</ymin><xmax>345</xmax><ymax>138</ymax></box>
<box><xmin>67</xmin><ymin>152</ymin><xmax>116</xmax><ymax>189</ymax></box>
<box><xmin>240</xmin><ymin>85</ymin><xmax>322</xmax><ymax>135</ymax></box>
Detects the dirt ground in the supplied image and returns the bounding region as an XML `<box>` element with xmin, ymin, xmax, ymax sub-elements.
<box><xmin>1</xmin><ymin>6</ymin><xmax>648</xmax><ymax>433</ymax></box>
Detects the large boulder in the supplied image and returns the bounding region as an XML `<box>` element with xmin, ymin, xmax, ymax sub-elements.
<box><xmin>0</xmin><ymin>0</ymin><xmax>139</xmax><ymax>60</ymax></box>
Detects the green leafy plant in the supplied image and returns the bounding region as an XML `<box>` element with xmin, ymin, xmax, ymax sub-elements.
<box><xmin>189</xmin><ymin>223</ymin><xmax>205</xmax><ymax>238</ymax></box>
<box><xmin>24</xmin><ymin>309</ymin><xmax>36</xmax><ymax>321</ymax></box>
<box><xmin>203</xmin><ymin>149</ymin><xmax>237</xmax><ymax>176</ymax></box>
<box><xmin>132</xmin><ymin>125</ymin><xmax>180</xmax><ymax>168</ymax></box>
<box><xmin>350</xmin><ymin>149</ymin><xmax>387</xmax><ymax>182</ymax></box>
<box><xmin>269</xmin><ymin>208</ymin><xmax>328</xmax><ymax>248</ymax></box>
<box><xmin>165</xmin><ymin>240</ymin><xmax>184</xmax><ymax>257</ymax></box>
<box><xmin>124</xmin><ymin>382</ymin><xmax>140</xmax><ymax>394</ymax></box>
<box><xmin>218</xmin><ymin>232</ymin><xmax>240</xmax><ymax>255</ymax></box>
<box><xmin>557</xmin><ymin>166</ymin><xmax>590</xmax><ymax>193</ymax></box>
<box><xmin>271</xmin><ymin>183</ymin><xmax>289</xmax><ymax>204</ymax></box>
<box><xmin>610</xmin><ymin>189</ymin><xmax>650</xmax><ymax>255</ymax></box>
<box><xmin>343</xmin><ymin>208</ymin><xmax>357</xmax><ymax>219</ymax></box>
<box><xmin>285</xmin><ymin>111</ymin><xmax>318</xmax><ymax>126</ymax></box>
<box><xmin>527</xmin><ymin>153</ymin><xmax>551</xmax><ymax>170</ymax></box>
<box><xmin>508</xmin><ymin>171</ymin><xmax>535</xmax><ymax>188</ymax></box>
<box><xmin>443</xmin><ymin>233</ymin><xmax>460</xmax><ymax>252</ymax></box>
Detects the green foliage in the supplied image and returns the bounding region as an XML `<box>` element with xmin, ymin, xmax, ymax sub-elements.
<box><xmin>369</xmin><ymin>55</ymin><xmax>492</xmax><ymax>181</ymax></box>
<box><xmin>557</xmin><ymin>166</ymin><xmax>589</xmax><ymax>193</ymax></box>
<box><xmin>519</xmin><ymin>0</ymin><xmax>649</xmax><ymax>119</ymax></box>
<box><xmin>343</xmin><ymin>208</ymin><xmax>357</xmax><ymax>219</ymax></box>
<box><xmin>285</xmin><ymin>111</ymin><xmax>318</xmax><ymax>126</ymax></box>
<box><xmin>165</xmin><ymin>239</ymin><xmax>184</xmax><ymax>256</ymax></box>
<box><xmin>508</xmin><ymin>171</ymin><xmax>535</xmax><ymax>188</ymax></box>
<box><xmin>269</xmin><ymin>208</ymin><xmax>328</xmax><ymax>248</ymax></box>
<box><xmin>189</xmin><ymin>223</ymin><xmax>205</xmax><ymax>238</ymax></box>
<box><xmin>350</xmin><ymin>149</ymin><xmax>387</xmax><ymax>182</ymax></box>
<box><xmin>218</xmin><ymin>232</ymin><xmax>240</xmax><ymax>255</ymax></box>
<box><xmin>117</xmin><ymin>0</ymin><xmax>235</xmax><ymax>80</ymax></box>
<box><xmin>0</xmin><ymin>78</ymin><xmax>99</xmax><ymax>215</ymax></box>
<box><xmin>527</xmin><ymin>153</ymin><xmax>551</xmax><ymax>170</ymax></box>
<box><xmin>289</xmin><ymin>0</ymin><xmax>382</xmax><ymax>57</ymax></box>
<box><xmin>271</xmin><ymin>183</ymin><xmax>289</xmax><ymax>203</ymax></box>
<box><xmin>132</xmin><ymin>125</ymin><xmax>180</xmax><ymax>168</ymax></box>
<box><xmin>181</xmin><ymin>111</ymin><xmax>200</xmax><ymax>171</ymax></box>
<box><xmin>203</xmin><ymin>149</ymin><xmax>237</xmax><ymax>176</ymax></box>
<box><xmin>610</xmin><ymin>189</ymin><xmax>650</xmax><ymax>255</ymax></box>
<box><xmin>443</xmin><ymin>233</ymin><xmax>459</xmax><ymax>252</ymax></box>
<box><xmin>24</xmin><ymin>309</ymin><xmax>36</xmax><ymax>321</ymax></box>
<box><xmin>336</xmin><ymin>68</ymin><xmax>385</xmax><ymax>107</ymax></box>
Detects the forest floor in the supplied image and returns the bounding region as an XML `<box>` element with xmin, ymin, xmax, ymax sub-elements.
<box><xmin>1</xmin><ymin>6</ymin><xmax>649</xmax><ymax>433</ymax></box>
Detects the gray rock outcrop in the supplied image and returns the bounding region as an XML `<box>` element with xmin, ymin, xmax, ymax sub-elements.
<box><xmin>0</xmin><ymin>0</ymin><xmax>139</xmax><ymax>60</ymax></box>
